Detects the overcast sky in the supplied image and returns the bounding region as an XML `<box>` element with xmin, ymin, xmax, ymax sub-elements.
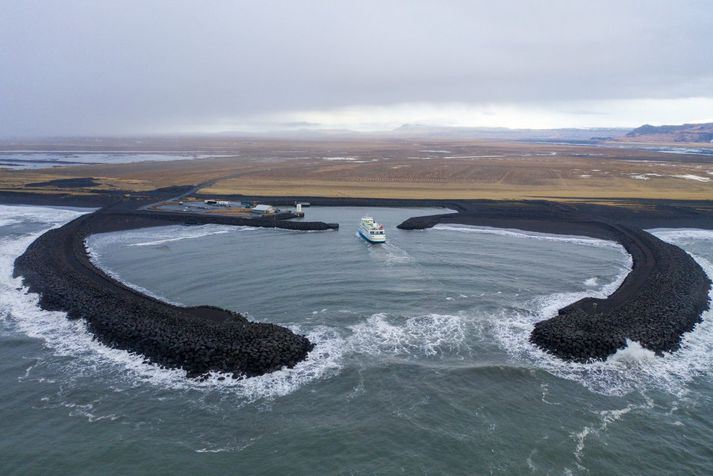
<box><xmin>1</xmin><ymin>0</ymin><xmax>712</xmax><ymax>136</ymax></box>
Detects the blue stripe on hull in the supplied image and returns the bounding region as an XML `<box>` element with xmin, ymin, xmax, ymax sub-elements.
<box><xmin>358</xmin><ymin>229</ymin><xmax>385</xmax><ymax>244</ymax></box>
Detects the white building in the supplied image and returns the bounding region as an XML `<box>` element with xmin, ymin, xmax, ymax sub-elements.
<box><xmin>251</xmin><ymin>204</ymin><xmax>277</xmax><ymax>215</ymax></box>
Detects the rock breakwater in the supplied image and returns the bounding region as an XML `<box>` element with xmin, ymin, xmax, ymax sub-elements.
<box><xmin>530</xmin><ymin>226</ymin><xmax>711</xmax><ymax>361</ymax></box>
<box><xmin>398</xmin><ymin>211</ymin><xmax>712</xmax><ymax>362</ymax></box>
<box><xmin>12</xmin><ymin>210</ymin><xmax>338</xmax><ymax>378</ymax></box>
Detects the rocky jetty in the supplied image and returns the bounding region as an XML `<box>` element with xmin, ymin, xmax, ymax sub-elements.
<box><xmin>530</xmin><ymin>226</ymin><xmax>711</xmax><ymax>361</ymax></box>
<box><xmin>9</xmin><ymin>192</ymin><xmax>713</xmax><ymax>372</ymax></box>
<box><xmin>12</xmin><ymin>209</ymin><xmax>336</xmax><ymax>378</ymax></box>
<box><xmin>397</xmin><ymin>209</ymin><xmax>712</xmax><ymax>362</ymax></box>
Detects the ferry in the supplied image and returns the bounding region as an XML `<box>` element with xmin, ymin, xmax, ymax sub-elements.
<box><xmin>358</xmin><ymin>216</ymin><xmax>386</xmax><ymax>243</ymax></box>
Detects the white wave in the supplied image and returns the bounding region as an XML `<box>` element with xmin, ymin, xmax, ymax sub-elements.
<box><xmin>649</xmin><ymin>228</ymin><xmax>713</xmax><ymax>243</ymax></box>
<box><xmin>609</xmin><ymin>340</ymin><xmax>657</xmax><ymax>365</ymax></box>
<box><xmin>7</xmin><ymin>205</ymin><xmax>713</xmax><ymax>403</ymax></box>
<box><xmin>0</xmin><ymin>217</ymin><xmax>22</xmax><ymax>226</ymax></box>
<box><xmin>0</xmin><ymin>206</ymin><xmax>346</xmax><ymax>401</ymax></box>
<box><xmin>0</xmin><ymin>204</ymin><xmax>88</xmax><ymax>225</ymax></box>
<box><xmin>583</xmin><ymin>277</ymin><xmax>599</xmax><ymax>287</ymax></box>
<box><xmin>490</xmin><ymin>230</ymin><xmax>713</xmax><ymax>398</ymax></box>
<box><xmin>4</xmin><ymin>237</ymin><xmax>346</xmax><ymax>400</ymax></box>
<box><xmin>529</xmin><ymin>253</ymin><xmax>632</xmax><ymax>324</ymax></box>
<box><xmin>432</xmin><ymin>224</ymin><xmax>623</xmax><ymax>249</ymax></box>
<box><xmin>347</xmin><ymin>312</ymin><xmax>469</xmax><ymax>357</ymax></box>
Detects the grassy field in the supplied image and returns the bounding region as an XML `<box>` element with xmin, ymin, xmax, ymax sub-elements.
<box><xmin>2</xmin><ymin>139</ymin><xmax>713</xmax><ymax>201</ymax></box>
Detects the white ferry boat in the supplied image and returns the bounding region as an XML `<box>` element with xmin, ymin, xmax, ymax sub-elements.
<box><xmin>358</xmin><ymin>216</ymin><xmax>386</xmax><ymax>243</ymax></box>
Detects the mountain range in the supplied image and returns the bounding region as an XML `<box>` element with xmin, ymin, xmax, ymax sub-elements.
<box><xmin>622</xmin><ymin>122</ymin><xmax>713</xmax><ymax>143</ymax></box>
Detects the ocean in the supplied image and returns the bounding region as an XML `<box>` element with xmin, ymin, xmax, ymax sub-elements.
<box><xmin>1</xmin><ymin>204</ymin><xmax>712</xmax><ymax>474</ymax></box>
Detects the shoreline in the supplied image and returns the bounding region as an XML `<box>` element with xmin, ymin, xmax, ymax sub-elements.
<box><xmin>4</xmin><ymin>189</ymin><xmax>713</xmax><ymax>372</ymax></box>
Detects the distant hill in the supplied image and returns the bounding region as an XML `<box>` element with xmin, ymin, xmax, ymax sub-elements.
<box><xmin>622</xmin><ymin>122</ymin><xmax>713</xmax><ymax>143</ymax></box>
<box><xmin>388</xmin><ymin>124</ymin><xmax>628</xmax><ymax>141</ymax></box>
<box><xmin>207</xmin><ymin>124</ymin><xmax>630</xmax><ymax>142</ymax></box>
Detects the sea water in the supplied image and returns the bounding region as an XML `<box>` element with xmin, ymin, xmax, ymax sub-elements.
<box><xmin>1</xmin><ymin>205</ymin><xmax>712</xmax><ymax>474</ymax></box>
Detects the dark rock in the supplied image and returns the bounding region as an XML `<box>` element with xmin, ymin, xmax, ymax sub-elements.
<box><xmin>397</xmin><ymin>210</ymin><xmax>712</xmax><ymax>363</ymax></box>
<box><xmin>13</xmin><ymin>210</ymin><xmax>316</xmax><ymax>379</ymax></box>
<box><xmin>530</xmin><ymin>227</ymin><xmax>711</xmax><ymax>361</ymax></box>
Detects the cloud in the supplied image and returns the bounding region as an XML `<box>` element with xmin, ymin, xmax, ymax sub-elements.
<box><xmin>1</xmin><ymin>0</ymin><xmax>712</xmax><ymax>136</ymax></box>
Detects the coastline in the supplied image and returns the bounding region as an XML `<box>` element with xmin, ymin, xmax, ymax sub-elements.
<box><xmin>3</xmin><ymin>189</ymin><xmax>713</xmax><ymax>373</ymax></box>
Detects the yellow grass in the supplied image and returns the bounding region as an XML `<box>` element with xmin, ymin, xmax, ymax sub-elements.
<box><xmin>2</xmin><ymin>139</ymin><xmax>713</xmax><ymax>201</ymax></box>
<box><xmin>203</xmin><ymin>177</ymin><xmax>713</xmax><ymax>200</ymax></box>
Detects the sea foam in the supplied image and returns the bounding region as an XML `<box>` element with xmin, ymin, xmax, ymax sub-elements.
<box><xmin>489</xmin><ymin>228</ymin><xmax>713</xmax><ymax>397</ymax></box>
<box><xmin>347</xmin><ymin>312</ymin><xmax>469</xmax><ymax>358</ymax></box>
<box><xmin>0</xmin><ymin>206</ymin><xmax>344</xmax><ymax>401</ymax></box>
<box><xmin>4</xmin><ymin>206</ymin><xmax>713</xmax><ymax>402</ymax></box>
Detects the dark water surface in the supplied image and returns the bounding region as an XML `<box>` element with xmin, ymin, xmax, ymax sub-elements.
<box><xmin>1</xmin><ymin>205</ymin><xmax>713</xmax><ymax>474</ymax></box>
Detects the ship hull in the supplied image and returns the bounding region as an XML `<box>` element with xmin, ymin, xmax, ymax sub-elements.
<box><xmin>358</xmin><ymin>228</ymin><xmax>386</xmax><ymax>244</ymax></box>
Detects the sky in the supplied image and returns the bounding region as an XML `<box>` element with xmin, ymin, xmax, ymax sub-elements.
<box><xmin>1</xmin><ymin>0</ymin><xmax>712</xmax><ymax>136</ymax></box>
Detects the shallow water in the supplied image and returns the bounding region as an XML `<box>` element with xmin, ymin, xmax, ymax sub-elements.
<box><xmin>1</xmin><ymin>205</ymin><xmax>713</xmax><ymax>474</ymax></box>
<box><xmin>0</xmin><ymin>152</ymin><xmax>231</xmax><ymax>170</ymax></box>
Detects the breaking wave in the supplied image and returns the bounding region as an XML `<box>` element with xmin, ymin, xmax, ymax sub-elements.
<box><xmin>3</xmin><ymin>205</ymin><xmax>713</xmax><ymax>403</ymax></box>
<box><xmin>347</xmin><ymin>312</ymin><xmax>469</xmax><ymax>358</ymax></box>
<box><xmin>0</xmin><ymin>207</ymin><xmax>346</xmax><ymax>402</ymax></box>
<box><xmin>488</xmin><ymin>228</ymin><xmax>713</xmax><ymax>397</ymax></box>
<box><xmin>0</xmin><ymin>207</ymin><xmax>471</xmax><ymax>401</ymax></box>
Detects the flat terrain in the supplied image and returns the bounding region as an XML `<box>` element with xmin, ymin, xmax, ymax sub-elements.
<box><xmin>2</xmin><ymin>138</ymin><xmax>713</xmax><ymax>201</ymax></box>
